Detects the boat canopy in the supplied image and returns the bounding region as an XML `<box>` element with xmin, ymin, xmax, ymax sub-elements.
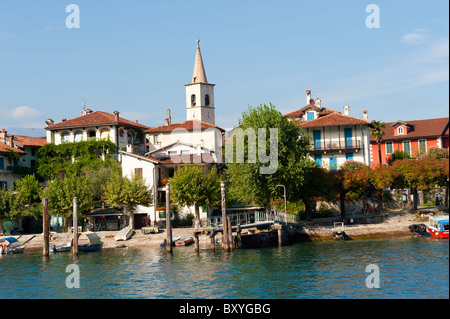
<box><xmin>79</xmin><ymin>232</ymin><xmax>101</xmax><ymax>245</ymax></box>
<box><xmin>429</xmin><ymin>215</ymin><xmax>449</xmax><ymax>231</ymax></box>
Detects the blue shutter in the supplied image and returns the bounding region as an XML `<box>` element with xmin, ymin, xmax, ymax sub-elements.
<box><xmin>346</xmin><ymin>152</ymin><xmax>353</xmax><ymax>161</ymax></box>
<box><xmin>307</xmin><ymin>112</ymin><xmax>314</xmax><ymax>121</ymax></box>
<box><xmin>0</xmin><ymin>157</ymin><xmax>4</xmax><ymax>170</ymax></box>
<box><xmin>344</xmin><ymin>128</ymin><xmax>353</xmax><ymax>148</ymax></box>
<box><xmin>330</xmin><ymin>157</ymin><xmax>337</xmax><ymax>170</ymax></box>
<box><xmin>313</xmin><ymin>130</ymin><xmax>321</xmax><ymax>150</ymax></box>
<box><xmin>314</xmin><ymin>154</ymin><xmax>322</xmax><ymax>167</ymax></box>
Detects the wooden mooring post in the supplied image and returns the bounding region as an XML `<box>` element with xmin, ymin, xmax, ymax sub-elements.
<box><xmin>221</xmin><ymin>182</ymin><xmax>230</xmax><ymax>252</ymax></box>
<box><xmin>272</xmin><ymin>224</ymin><xmax>283</xmax><ymax>247</ymax></box>
<box><xmin>42</xmin><ymin>197</ymin><xmax>49</xmax><ymax>256</ymax></box>
<box><xmin>166</xmin><ymin>183</ymin><xmax>173</xmax><ymax>253</ymax></box>
<box><xmin>73</xmin><ymin>197</ymin><xmax>79</xmax><ymax>257</ymax></box>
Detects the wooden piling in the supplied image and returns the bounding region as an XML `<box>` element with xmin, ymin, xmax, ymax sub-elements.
<box><xmin>194</xmin><ymin>233</ymin><xmax>200</xmax><ymax>251</ymax></box>
<box><xmin>273</xmin><ymin>224</ymin><xmax>283</xmax><ymax>247</ymax></box>
<box><xmin>166</xmin><ymin>183</ymin><xmax>172</xmax><ymax>253</ymax></box>
<box><xmin>221</xmin><ymin>182</ymin><xmax>230</xmax><ymax>251</ymax></box>
<box><xmin>236</xmin><ymin>224</ymin><xmax>242</xmax><ymax>249</ymax></box>
<box><xmin>227</xmin><ymin>218</ymin><xmax>233</xmax><ymax>252</ymax></box>
<box><xmin>73</xmin><ymin>197</ymin><xmax>79</xmax><ymax>256</ymax></box>
<box><xmin>210</xmin><ymin>233</ymin><xmax>216</xmax><ymax>252</ymax></box>
<box><xmin>42</xmin><ymin>197</ymin><xmax>49</xmax><ymax>256</ymax></box>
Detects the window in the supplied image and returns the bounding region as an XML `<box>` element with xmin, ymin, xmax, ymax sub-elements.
<box><xmin>385</xmin><ymin>141</ymin><xmax>393</xmax><ymax>155</ymax></box>
<box><xmin>403</xmin><ymin>140</ymin><xmax>411</xmax><ymax>155</ymax></box>
<box><xmin>74</xmin><ymin>132</ymin><xmax>83</xmax><ymax>143</ymax></box>
<box><xmin>134</xmin><ymin>168</ymin><xmax>143</xmax><ymax>178</ymax></box>
<box><xmin>0</xmin><ymin>157</ymin><xmax>4</xmax><ymax>170</ymax></box>
<box><xmin>314</xmin><ymin>154</ymin><xmax>322</xmax><ymax>167</ymax></box>
<box><xmin>31</xmin><ymin>160</ymin><xmax>36</xmax><ymax>167</ymax></box>
<box><xmin>307</xmin><ymin>112</ymin><xmax>315</xmax><ymax>121</ymax></box>
<box><xmin>153</xmin><ymin>135</ymin><xmax>159</xmax><ymax>144</ymax></box>
<box><xmin>397</xmin><ymin>126</ymin><xmax>404</xmax><ymax>135</ymax></box>
<box><xmin>31</xmin><ymin>148</ymin><xmax>36</xmax><ymax>156</ymax></box>
<box><xmin>329</xmin><ymin>157</ymin><xmax>337</xmax><ymax>170</ymax></box>
<box><xmin>87</xmin><ymin>131</ymin><xmax>96</xmax><ymax>140</ymax></box>
<box><xmin>419</xmin><ymin>139</ymin><xmax>427</xmax><ymax>154</ymax></box>
<box><xmin>61</xmin><ymin>133</ymin><xmax>70</xmax><ymax>143</ymax></box>
<box><xmin>191</xmin><ymin>94</ymin><xmax>196</xmax><ymax>107</ymax></box>
<box><xmin>346</xmin><ymin>152</ymin><xmax>353</xmax><ymax>161</ymax></box>
<box><xmin>205</xmin><ymin>94</ymin><xmax>210</xmax><ymax>106</ymax></box>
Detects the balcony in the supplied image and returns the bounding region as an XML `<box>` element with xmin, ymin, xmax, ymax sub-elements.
<box><xmin>310</xmin><ymin>139</ymin><xmax>361</xmax><ymax>153</ymax></box>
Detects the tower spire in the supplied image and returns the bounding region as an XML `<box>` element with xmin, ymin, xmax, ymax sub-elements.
<box><xmin>192</xmin><ymin>38</ymin><xmax>207</xmax><ymax>83</ymax></box>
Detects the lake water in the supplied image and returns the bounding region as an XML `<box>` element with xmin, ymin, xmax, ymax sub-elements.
<box><xmin>0</xmin><ymin>237</ymin><xmax>448</xmax><ymax>299</ymax></box>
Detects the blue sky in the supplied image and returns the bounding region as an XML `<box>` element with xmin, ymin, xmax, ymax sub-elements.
<box><xmin>0</xmin><ymin>0</ymin><xmax>448</xmax><ymax>137</ymax></box>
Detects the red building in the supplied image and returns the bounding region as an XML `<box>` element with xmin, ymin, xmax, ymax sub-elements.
<box><xmin>370</xmin><ymin>117</ymin><xmax>449</xmax><ymax>166</ymax></box>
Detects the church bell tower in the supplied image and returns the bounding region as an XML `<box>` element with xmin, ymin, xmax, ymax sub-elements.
<box><xmin>185</xmin><ymin>39</ymin><xmax>216</xmax><ymax>125</ymax></box>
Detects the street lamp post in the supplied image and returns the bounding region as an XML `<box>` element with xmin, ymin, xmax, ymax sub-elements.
<box><xmin>276</xmin><ymin>184</ymin><xmax>287</xmax><ymax>224</ymax></box>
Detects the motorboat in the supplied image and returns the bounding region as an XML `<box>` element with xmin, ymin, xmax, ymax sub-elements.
<box><xmin>428</xmin><ymin>215</ymin><xmax>449</xmax><ymax>239</ymax></box>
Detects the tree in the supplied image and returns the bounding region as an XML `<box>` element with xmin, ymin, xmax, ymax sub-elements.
<box><xmin>299</xmin><ymin>167</ymin><xmax>337</xmax><ymax>221</ymax></box>
<box><xmin>386</xmin><ymin>150</ymin><xmax>410</xmax><ymax>166</ymax></box>
<box><xmin>392</xmin><ymin>158</ymin><xmax>444</xmax><ymax>210</ymax></box>
<box><xmin>226</xmin><ymin>103</ymin><xmax>314</xmax><ymax>214</ymax></box>
<box><xmin>9</xmin><ymin>174</ymin><xmax>42</xmax><ymax>217</ymax></box>
<box><xmin>371</xmin><ymin>120</ymin><xmax>385</xmax><ymax>166</ymax></box>
<box><xmin>170</xmin><ymin>165</ymin><xmax>220</xmax><ymax>227</ymax></box>
<box><xmin>83</xmin><ymin>160</ymin><xmax>122</xmax><ymax>204</ymax></box>
<box><xmin>0</xmin><ymin>188</ymin><xmax>12</xmax><ymax>235</ymax></box>
<box><xmin>42</xmin><ymin>174</ymin><xmax>94</xmax><ymax>230</ymax></box>
<box><xmin>333</xmin><ymin>161</ymin><xmax>370</xmax><ymax>220</ymax></box>
<box><xmin>369</xmin><ymin>165</ymin><xmax>399</xmax><ymax>214</ymax></box>
<box><xmin>103</xmin><ymin>173</ymin><xmax>152</xmax><ymax>229</ymax></box>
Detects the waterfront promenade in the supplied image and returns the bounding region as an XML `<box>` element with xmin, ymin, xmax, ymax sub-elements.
<box><xmin>4</xmin><ymin>207</ymin><xmax>442</xmax><ymax>253</ymax></box>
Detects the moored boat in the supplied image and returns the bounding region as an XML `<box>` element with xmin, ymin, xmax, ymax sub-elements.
<box><xmin>175</xmin><ymin>236</ymin><xmax>194</xmax><ymax>246</ymax></box>
<box><xmin>78</xmin><ymin>231</ymin><xmax>103</xmax><ymax>252</ymax></box>
<box><xmin>50</xmin><ymin>242</ymin><xmax>72</xmax><ymax>253</ymax></box>
<box><xmin>160</xmin><ymin>235</ymin><xmax>181</xmax><ymax>247</ymax></box>
<box><xmin>428</xmin><ymin>215</ymin><xmax>449</xmax><ymax>239</ymax></box>
<box><xmin>115</xmin><ymin>225</ymin><xmax>133</xmax><ymax>241</ymax></box>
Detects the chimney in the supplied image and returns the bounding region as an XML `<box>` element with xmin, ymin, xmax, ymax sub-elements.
<box><xmin>165</xmin><ymin>109</ymin><xmax>171</xmax><ymax>125</ymax></box>
<box><xmin>315</xmin><ymin>98</ymin><xmax>321</xmax><ymax>107</ymax></box>
<box><xmin>45</xmin><ymin>119</ymin><xmax>54</xmax><ymax>126</ymax></box>
<box><xmin>306</xmin><ymin>89</ymin><xmax>311</xmax><ymax>105</ymax></box>
<box><xmin>113</xmin><ymin>111</ymin><xmax>120</xmax><ymax>121</ymax></box>
<box><xmin>0</xmin><ymin>129</ymin><xmax>6</xmax><ymax>143</ymax></box>
<box><xmin>363</xmin><ymin>110</ymin><xmax>368</xmax><ymax>120</ymax></box>
<box><xmin>61</xmin><ymin>118</ymin><xmax>66</xmax><ymax>122</ymax></box>
<box><xmin>343</xmin><ymin>105</ymin><xmax>350</xmax><ymax>116</ymax></box>
<box><xmin>8</xmin><ymin>135</ymin><xmax>14</xmax><ymax>147</ymax></box>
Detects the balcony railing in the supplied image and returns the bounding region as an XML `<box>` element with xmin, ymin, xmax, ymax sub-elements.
<box><xmin>310</xmin><ymin>139</ymin><xmax>361</xmax><ymax>152</ymax></box>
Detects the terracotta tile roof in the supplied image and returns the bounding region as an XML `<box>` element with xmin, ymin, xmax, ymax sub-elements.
<box><xmin>45</xmin><ymin>111</ymin><xmax>149</xmax><ymax>131</ymax></box>
<box><xmin>300</xmin><ymin>112</ymin><xmax>371</xmax><ymax>128</ymax></box>
<box><xmin>284</xmin><ymin>105</ymin><xmax>339</xmax><ymax>118</ymax></box>
<box><xmin>369</xmin><ymin>117</ymin><xmax>449</xmax><ymax>141</ymax></box>
<box><xmin>145</xmin><ymin>120</ymin><xmax>225</xmax><ymax>133</ymax></box>
<box><xmin>0</xmin><ymin>142</ymin><xmax>26</xmax><ymax>154</ymax></box>
<box><xmin>13</xmin><ymin>135</ymin><xmax>47</xmax><ymax>147</ymax></box>
<box><xmin>121</xmin><ymin>151</ymin><xmax>215</xmax><ymax>164</ymax></box>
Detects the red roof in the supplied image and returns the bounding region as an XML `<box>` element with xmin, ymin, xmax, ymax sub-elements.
<box><xmin>13</xmin><ymin>135</ymin><xmax>47</xmax><ymax>147</ymax></box>
<box><xmin>370</xmin><ymin>117</ymin><xmax>449</xmax><ymax>141</ymax></box>
<box><xmin>45</xmin><ymin>111</ymin><xmax>149</xmax><ymax>130</ymax></box>
<box><xmin>284</xmin><ymin>105</ymin><xmax>339</xmax><ymax>118</ymax></box>
<box><xmin>122</xmin><ymin>151</ymin><xmax>215</xmax><ymax>164</ymax></box>
<box><xmin>300</xmin><ymin>112</ymin><xmax>371</xmax><ymax>128</ymax></box>
<box><xmin>0</xmin><ymin>142</ymin><xmax>26</xmax><ymax>154</ymax></box>
<box><xmin>145</xmin><ymin>120</ymin><xmax>225</xmax><ymax>133</ymax></box>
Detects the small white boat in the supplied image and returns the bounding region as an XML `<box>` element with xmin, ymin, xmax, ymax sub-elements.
<box><xmin>78</xmin><ymin>231</ymin><xmax>103</xmax><ymax>252</ymax></box>
<box><xmin>50</xmin><ymin>242</ymin><xmax>72</xmax><ymax>253</ymax></box>
<box><xmin>175</xmin><ymin>236</ymin><xmax>195</xmax><ymax>246</ymax></box>
<box><xmin>115</xmin><ymin>226</ymin><xmax>133</xmax><ymax>241</ymax></box>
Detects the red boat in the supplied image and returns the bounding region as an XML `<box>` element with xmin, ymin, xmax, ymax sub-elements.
<box><xmin>428</xmin><ymin>215</ymin><xmax>449</xmax><ymax>239</ymax></box>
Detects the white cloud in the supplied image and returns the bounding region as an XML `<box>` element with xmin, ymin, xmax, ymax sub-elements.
<box><xmin>11</xmin><ymin>106</ymin><xmax>42</xmax><ymax>120</ymax></box>
<box><xmin>401</xmin><ymin>33</ymin><xmax>426</xmax><ymax>45</ymax></box>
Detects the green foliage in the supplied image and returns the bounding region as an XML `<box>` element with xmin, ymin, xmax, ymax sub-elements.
<box><xmin>103</xmin><ymin>172</ymin><xmax>153</xmax><ymax>215</ymax></box>
<box><xmin>42</xmin><ymin>174</ymin><xmax>94</xmax><ymax>219</ymax></box>
<box><xmin>82</xmin><ymin>160</ymin><xmax>122</xmax><ymax>202</ymax></box>
<box><xmin>37</xmin><ymin>140</ymin><xmax>117</xmax><ymax>178</ymax></box>
<box><xmin>10</xmin><ymin>174</ymin><xmax>42</xmax><ymax>217</ymax></box>
<box><xmin>387</xmin><ymin>150</ymin><xmax>410</xmax><ymax>165</ymax></box>
<box><xmin>170</xmin><ymin>165</ymin><xmax>220</xmax><ymax>219</ymax></box>
<box><xmin>423</xmin><ymin>147</ymin><xmax>449</xmax><ymax>160</ymax></box>
<box><xmin>226</xmin><ymin>103</ymin><xmax>314</xmax><ymax>209</ymax></box>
